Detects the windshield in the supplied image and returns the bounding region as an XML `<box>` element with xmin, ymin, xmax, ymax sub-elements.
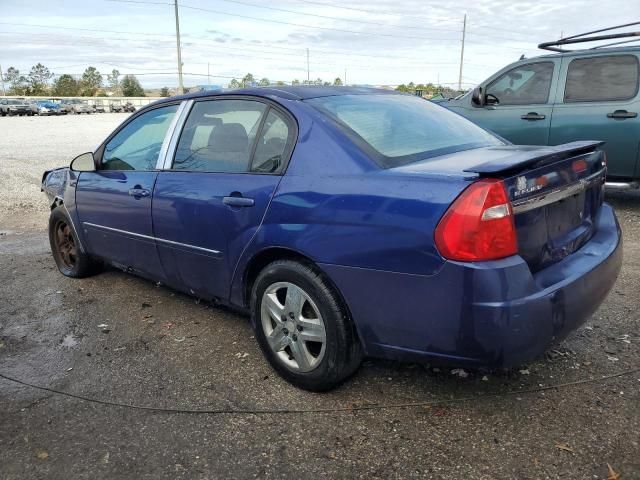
<box><xmin>307</xmin><ymin>94</ymin><xmax>502</xmax><ymax>168</ymax></box>
<box><xmin>8</xmin><ymin>99</ymin><xmax>22</xmax><ymax>105</ymax></box>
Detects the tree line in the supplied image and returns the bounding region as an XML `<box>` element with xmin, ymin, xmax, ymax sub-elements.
<box><xmin>395</xmin><ymin>82</ymin><xmax>463</xmax><ymax>98</ymax></box>
<box><xmin>1</xmin><ymin>64</ymin><xmax>146</xmax><ymax>97</ymax></box>
<box><xmin>227</xmin><ymin>73</ymin><xmax>344</xmax><ymax>88</ymax></box>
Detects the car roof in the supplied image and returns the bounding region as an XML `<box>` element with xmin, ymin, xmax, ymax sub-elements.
<box><xmin>161</xmin><ymin>86</ymin><xmax>401</xmax><ymax>104</ymax></box>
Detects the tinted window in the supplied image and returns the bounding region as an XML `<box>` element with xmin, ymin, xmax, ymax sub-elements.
<box><xmin>173</xmin><ymin>100</ymin><xmax>266</xmax><ymax>172</ymax></box>
<box><xmin>307</xmin><ymin>94</ymin><xmax>502</xmax><ymax>168</ymax></box>
<box><xmin>486</xmin><ymin>62</ymin><xmax>554</xmax><ymax>105</ymax></box>
<box><xmin>101</xmin><ymin>104</ymin><xmax>178</xmax><ymax>171</ymax></box>
<box><xmin>564</xmin><ymin>55</ymin><xmax>639</xmax><ymax>102</ymax></box>
<box><xmin>251</xmin><ymin>110</ymin><xmax>290</xmax><ymax>173</ymax></box>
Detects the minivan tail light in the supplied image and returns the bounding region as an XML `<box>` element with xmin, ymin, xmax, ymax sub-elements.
<box><xmin>434</xmin><ymin>179</ymin><xmax>518</xmax><ymax>261</ymax></box>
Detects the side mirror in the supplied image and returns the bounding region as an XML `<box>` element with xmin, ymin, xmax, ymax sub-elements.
<box><xmin>70</xmin><ymin>152</ymin><xmax>96</xmax><ymax>172</ymax></box>
<box><xmin>471</xmin><ymin>86</ymin><xmax>485</xmax><ymax>107</ymax></box>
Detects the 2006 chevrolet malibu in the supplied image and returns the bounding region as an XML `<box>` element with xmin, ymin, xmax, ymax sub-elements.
<box><xmin>42</xmin><ymin>87</ymin><xmax>622</xmax><ymax>391</ymax></box>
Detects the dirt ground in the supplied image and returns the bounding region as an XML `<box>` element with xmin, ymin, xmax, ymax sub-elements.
<box><xmin>0</xmin><ymin>115</ymin><xmax>639</xmax><ymax>479</ymax></box>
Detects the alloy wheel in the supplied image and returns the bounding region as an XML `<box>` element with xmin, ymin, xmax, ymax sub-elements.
<box><xmin>55</xmin><ymin>221</ymin><xmax>77</xmax><ymax>269</ymax></box>
<box><xmin>260</xmin><ymin>281</ymin><xmax>327</xmax><ymax>372</ymax></box>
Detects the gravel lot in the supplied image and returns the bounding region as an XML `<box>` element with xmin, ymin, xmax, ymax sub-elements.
<box><xmin>0</xmin><ymin>115</ymin><xmax>639</xmax><ymax>479</ymax></box>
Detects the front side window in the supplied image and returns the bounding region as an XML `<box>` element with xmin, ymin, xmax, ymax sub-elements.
<box><xmin>173</xmin><ymin>99</ymin><xmax>266</xmax><ymax>172</ymax></box>
<box><xmin>101</xmin><ymin>104</ymin><xmax>178</xmax><ymax>171</ymax></box>
<box><xmin>486</xmin><ymin>62</ymin><xmax>554</xmax><ymax>105</ymax></box>
<box><xmin>564</xmin><ymin>55</ymin><xmax>639</xmax><ymax>102</ymax></box>
<box><xmin>308</xmin><ymin>94</ymin><xmax>502</xmax><ymax>168</ymax></box>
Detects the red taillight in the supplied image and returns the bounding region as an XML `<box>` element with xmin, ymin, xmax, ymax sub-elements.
<box><xmin>434</xmin><ymin>179</ymin><xmax>518</xmax><ymax>261</ymax></box>
<box><xmin>572</xmin><ymin>159</ymin><xmax>588</xmax><ymax>173</ymax></box>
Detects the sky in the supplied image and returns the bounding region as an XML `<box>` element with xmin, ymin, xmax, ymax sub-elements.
<box><xmin>1</xmin><ymin>0</ymin><xmax>639</xmax><ymax>89</ymax></box>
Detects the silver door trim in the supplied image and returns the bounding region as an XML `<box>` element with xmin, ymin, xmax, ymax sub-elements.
<box><xmin>159</xmin><ymin>99</ymin><xmax>194</xmax><ymax>170</ymax></box>
<box><xmin>156</xmin><ymin>100</ymin><xmax>190</xmax><ymax>170</ymax></box>
<box><xmin>83</xmin><ymin>222</ymin><xmax>221</xmax><ymax>256</ymax></box>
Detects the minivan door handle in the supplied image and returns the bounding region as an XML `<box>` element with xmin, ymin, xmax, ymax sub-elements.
<box><xmin>128</xmin><ymin>186</ymin><xmax>150</xmax><ymax>198</ymax></box>
<box><xmin>521</xmin><ymin>112</ymin><xmax>546</xmax><ymax>121</ymax></box>
<box><xmin>607</xmin><ymin>110</ymin><xmax>637</xmax><ymax>119</ymax></box>
<box><xmin>223</xmin><ymin>194</ymin><xmax>255</xmax><ymax>207</ymax></box>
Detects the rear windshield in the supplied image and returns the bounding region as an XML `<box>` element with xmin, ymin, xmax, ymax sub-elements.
<box><xmin>307</xmin><ymin>94</ymin><xmax>503</xmax><ymax>168</ymax></box>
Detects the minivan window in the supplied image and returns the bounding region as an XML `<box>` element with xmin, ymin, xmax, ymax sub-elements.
<box><xmin>486</xmin><ymin>62</ymin><xmax>554</xmax><ymax>105</ymax></box>
<box><xmin>173</xmin><ymin>99</ymin><xmax>266</xmax><ymax>172</ymax></box>
<box><xmin>102</xmin><ymin>104</ymin><xmax>178</xmax><ymax>171</ymax></box>
<box><xmin>307</xmin><ymin>94</ymin><xmax>502</xmax><ymax>168</ymax></box>
<box><xmin>564</xmin><ymin>55</ymin><xmax>639</xmax><ymax>103</ymax></box>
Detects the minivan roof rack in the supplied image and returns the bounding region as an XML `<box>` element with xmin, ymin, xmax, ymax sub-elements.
<box><xmin>538</xmin><ymin>22</ymin><xmax>640</xmax><ymax>53</ymax></box>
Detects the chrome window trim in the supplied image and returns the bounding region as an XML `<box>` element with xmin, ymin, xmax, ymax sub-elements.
<box><xmin>160</xmin><ymin>99</ymin><xmax>194</xmax><ymax>170</ymax></box>
<box><xmin>156</xmin><ymin>100</ymin><xmax>190</xmax><ymax>170</ymax></box>
<box><xmin>512</xmin><ymin>168</ymin><xmax>606</xmax><ymax>214</ymax></box>
<box><xmin>82</xmin><ymin>222</ymin><xmax>221</xmax><ymax>256</ymax></box>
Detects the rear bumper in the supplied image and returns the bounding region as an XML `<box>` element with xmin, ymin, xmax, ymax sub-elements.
<box><xmin>321</xmin><ymin>203</ymin><xmax>622</xmax><ymax>367</ymax></box>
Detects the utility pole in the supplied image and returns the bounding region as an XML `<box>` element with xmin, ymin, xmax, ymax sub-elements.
<box><xmin>458</xmin><ymin>13</ymin><xmax>466</xmax><ymax>91</ymax></box>
<box><xmin>207</xmin><ymin>62</ymin><xmax>210</xmax><ymax>85</ymax></box>
<box><xmin>0</xmin><ymin>63</ymin><xmax>6</xmax><ymax>96</ymax></box>
<box><xmin>306</xmin><ymin>48</ymin><xmax>310</xmax><ymax>84</ymax></box>
<box><xmin>344</xmin><ymin>68</ymin><xmax>347</xmax><ymax>86</ymax></box>
<box><xmin>174</xmin><ymin>0</ymin><xmax>184</xmax><ymax>94</ymax></box>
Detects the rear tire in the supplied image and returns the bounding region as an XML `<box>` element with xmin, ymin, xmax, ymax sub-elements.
<box><xmin>48</xmin><ymin>206</ymin><xmax>101</xmax><ymax>278</ymax></box>
<box><xmin>251</xmin><ymin>260</ymin><xmax>362</xmax><ymax>391</ymax></box>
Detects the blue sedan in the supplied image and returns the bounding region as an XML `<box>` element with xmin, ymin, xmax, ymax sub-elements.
<box><xmin>42</xmin><ymin>87</ymin><xmax>622</xmax><ymax>390</ymax></box>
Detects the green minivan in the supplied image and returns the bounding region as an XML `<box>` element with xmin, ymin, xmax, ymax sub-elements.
<box><xmin>441</xmin><ymin>45</ymin><xmax>640</xmax><ymax>188</ymax></box>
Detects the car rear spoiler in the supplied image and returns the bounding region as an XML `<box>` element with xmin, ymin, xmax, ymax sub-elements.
<box><xmin>464</xmin><ymin>141</ymin><xmax>604</xmax><ymax>176</ymax></box>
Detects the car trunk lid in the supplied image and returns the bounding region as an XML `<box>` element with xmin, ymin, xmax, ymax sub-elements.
<box><xmin>465</xmin><ymin>141</ymin><xmax>607</xmax><ymax>272</ymax></box>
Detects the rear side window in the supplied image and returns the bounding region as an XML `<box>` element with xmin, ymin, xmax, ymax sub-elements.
<box><xmin>308</xmin><ymin>94</ymin><xmax>502</xmax><ymax>168</ymax></box>
<box><xmin>486</xmin><ymin>62</ymin><xmax>555</xmax><ymax>105</ymax></box>
<box><xmin>251</xmin><ymin>110</ymin><xmax>290</xmax><ymax>173</ymax></box>
<box><xmin>564</xmin><ymin>55</ymin><xmax>639</xmax><ymax>102</ymax></box>
<box><xmin>173</xmin><ymin>99</ymin><xmax>266</xmax><ymax>172</ymax></box>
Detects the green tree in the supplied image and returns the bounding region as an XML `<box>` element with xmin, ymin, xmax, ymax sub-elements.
<box><xmin>120</xmin><ymin>74</ymin><xmax>145</xmax><ymax>97</ymax></box>
<box><xmin>275</xmin><ymin>80</ymin><xmax>285</xmax><ymax>86</ymax></box>
<box><xmin>52</xmin><ymin>74</ymin><xmax>80</xmax><ymax>96</ymax></box>
<box><xmin>107</xmin><ymin>69</ymin><xmax>120</xmax><ymax>94</ymax></box>
<box><xmin>4</xmin><ymin>67</ymin><xmax>28</xmax><ymax>95</ymax></box>
<box><xmin>258</xmin><ymin>77</ymin><xmax>270</xmax><ymax>86</ymax></box>
<box><xmin>160</xmin><ymin>87</ymin><xmax>169</xmax><ymax>97</ymax></box>
<box><xmin>28</xmin><ymin>63</ymin><xmax>53</xmax><ymax>95</ymax></box>
<box><xmin>228</xmin><ymin>78</ymin><xmax>240</xmax><ymax>88</ymax></box>
<box><xmin>333</xmin><ymin>77</ymin><xmax>343</xmax><ymax>86</ymax></box>
<box><xmin>241</xmin><ymin>73</ymin><xmax>255</xmax><ymax>87</ymax></box>
<box><xmin>81</xmin><ymin>66</ymin><xmax>102</xmax><ymax>96</ymax></box>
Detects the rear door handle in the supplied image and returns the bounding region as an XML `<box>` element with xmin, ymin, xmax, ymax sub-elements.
<box><xmin>521</xmin><ymin>112</ymin><xmax>546</xmax><ymax>121</ymax></box>
<box><xmin>128</xmin><ymin>187</ymin><xmax>150</xmax><ymax>198</ymax></box>
<box><xmin>607</xmin><ymin>110</ymin><xmax>637</xmax><ymax>119</ymax></box>
<box><xmin>223</xmin><ymin>195</ymin><xmax>255</xmax><ymax>207</ymax></box>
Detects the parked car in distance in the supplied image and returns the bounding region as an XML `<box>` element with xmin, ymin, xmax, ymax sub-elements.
<box><xmin>42</xmin><ymin>87</ymin><xmax>622</xmax><ymax>390</ymax></box>
<box><xmin>123</xmin><ymin>101</ymin><xmax>136</xmax><ymax>113</ymax></box>
<box><xmin>110</xmin><ymin>100</ymin><xmax>124</xmax><ymax>112</ymax></box>
<box><xmin>65</xmin><ymin>99</ymin><xmax>92</xmax><ymax>114</ymax></box>
<box><xmin>1</xmin><ymin>98</ymin><xmax>32</xmax><ymax>116</ymax></box>
<box><xmin>34</xmin><ymin>100</ymin><xmax>62</xmax><ymax>116</ymax></box>
<box><xmin>93</xmin><ymin>100</ymin><xmax>106</xmax><ymax>113</ymax></box>
<box><xmin>438</xmin><ymin>45</ymin><xmax>640</xmax><ymax>189</ymax></box>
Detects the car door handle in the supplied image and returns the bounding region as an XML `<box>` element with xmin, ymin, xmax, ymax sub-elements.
<box><xmin>223</xmin><ymin>195</ymin><xmax>255</xmax><ymax>207</ymax></box>
<box><xmin>607</xmin><ymin>110</ymin><xmax>637</xmax><ymax>119</ymax></box>
<box><xmin>521</xmin><ymin>112</ymin><xmax>546</xmax><ymax>121</ymax></box>
<box><xmin>128</xmin><ymin>187</ymin><xmax>150</xmax><ymax>198</ymax></box>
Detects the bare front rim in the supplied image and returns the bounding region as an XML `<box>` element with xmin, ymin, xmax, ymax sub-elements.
<box><xmin>55</xmin><ymin>221</ymin><xmax>77</xmax><ymax>269</ymax></box>
<box><xmin>260</xmin><ymin>281</ymin><xmax>326</xmax><ymax>373</ymax></box>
